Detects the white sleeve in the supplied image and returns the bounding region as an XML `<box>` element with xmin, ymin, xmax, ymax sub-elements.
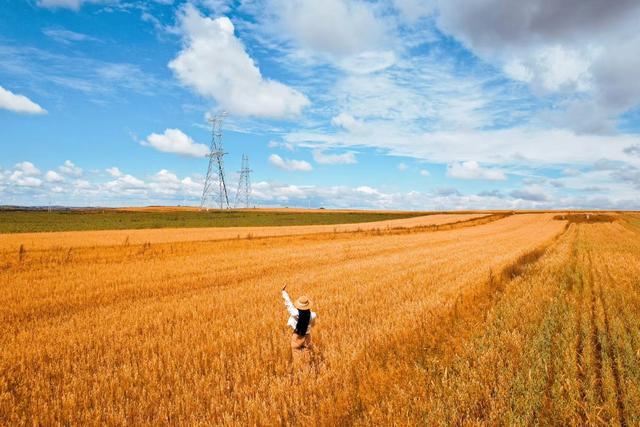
<box><xmin>282</xmin><ymin>290</ymin><xmax>298</xmax><ymax>316</ymax></box>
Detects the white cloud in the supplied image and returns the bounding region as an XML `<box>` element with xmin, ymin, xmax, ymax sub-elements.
<box><xmin>9</xmin><ymin>174</ymin><xmax>42</xmax><ymax>187</ymax></box>
<box><xmin>0</xmin><ymin>86</ymin><xmax>47</xmax><ymax>115</ymax></box>
<box><xmin>10</xmin><ymin>163</ymin><xmax>42</xmax><ymax>187</ymax></box>
<box><xmin>446</xmin><ymin>161</ymin><xmax>506</xmax><ymax>181</ymax></box>
<box><xmin>106</xmin><ymin>166</ymin><xmax>122</xmax><ymax>177</ymax></box>
<box><xmin>312</xmin><ymin>150</ymin><xmax>357</xmax><ymax>165</ymax></box>
<box><xmin>331</xmin><ymin>112</ymin><xmax>366</xmax><ymax>134</ymax></box>
<box><xmin>15</xmin><ymin>161</ymin><xmax>41</xmax><ymax>176</ymax></box>
<box><xmin>104</xmin><ymin>174</ymin><xmax>147</xmax><ymax>193</ymax></box>
<box><xmin>169</xmin><ymin>5</ymin><xmax>309</xmax><ymax>118</ymax></box>
<box><xmin>419</xmin><ymin>169</ymin><xmax>430</xmax><ymax>177</ymax></box>
<box><xmin>3</xmin><ymin>160</ymin><xmax>640</xmax><ymax>209</ymax></box>
<box><xmin>73</xmin><ymin>179</ymin><xmax>92</xmax><ymax>189</ymax></box>
<box><xmin>328</xmin><ymin>54</ymin><xmax>497</xmax><ymax>132</ymax></box>
<box><xmin>59</xmin><ymin>160</ymin><xmax>83</xmax><ymax>176</ymax></box>
<box><xmin>249</xmin><ymin>180</ymin><xmax>553</xmax><ymax>210</ymax></box>
<box><xmin>397</xmin><ymin>163</ymin><xmax>408</xmax><ymax>172</ymax></box>
<box><xmin>143</xmin><ymin>128</ymin><xmax>209</xmax><ymax>157</ymax></box>
<box><xmin>268</xmin><ymin>154</ymin><xmax>313</xmax><ymax>171</ymax></box>
<box><xmin>268</xmin><ymin>140</ymin><xmax>294</xmax><ymax>151</ymax></box>
<box><xmin>269</xmin><ymin>0</ymin><xmax>390</xmax><ymax>57</ymax></box>
<box><xmin>45</xmin><ymin>170</ymin><xmax>64</xmax><ymax>182</ymax></box>
<box><xmin>285</xmin><ymin>126</ymin><xmax>640</xmax><ymax>169</ymax></box>
<box><xmin>502</xmin><ymin>46</ymin><xmax>593</xmax><ymax>94</ymax></box>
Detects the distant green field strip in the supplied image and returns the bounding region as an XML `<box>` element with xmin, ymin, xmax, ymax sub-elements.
<box><xmin>0</xmin><ymin>210</ymin><xmax>428</xmax><ymax>233</ymax></box>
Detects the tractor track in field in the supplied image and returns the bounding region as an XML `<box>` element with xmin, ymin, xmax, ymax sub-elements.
<box><xmin>602</xmin><ymin>263</ymin><xmax>638</xmax><ymax>357</ymax></box>
<box><xmin>540</xmin><ymin>308</ymin><xmax>561</xmax><ymax>422</ymax></box>
<box><xmin>539</xmin><ymin>227</ymin><xmax>576</xmax><ymax>423</ymax></box>
<box><xmin>573</xmin><ymin>236</ymin><xmax>588</xmax><ymax>424</ymax></box>
<box><xmin>600</xmin><ymin>262</ymin><xmax>629</xmax><ymax>427</ymax></box>
<box><xmin>586</xmin><ymin>250</ymin><xmax>605</xmax><ymax>407</ymax></box>
<box><xmin>586</xmin><ymin>246</ymin><xmax>628</xmax><ymax>426</ymax></box>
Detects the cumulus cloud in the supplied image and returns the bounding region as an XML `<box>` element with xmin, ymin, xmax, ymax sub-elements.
<box><xmin>100</xmin><ymin>168</ymin><xmax>204</xmax><ymax>201</ymax></box>
<box><xmin>143</xmin><ymin>128</ymin><xmax>209</xmax><ymax>157</ymax></box>
<box><xmin>419</xmin><ymin>169</ymin><xmax>429</xmax><ymax>177</ymax></box>
<box><xmin>10</xmin><ymin>162</ymin><xmax>42</xmax><ymax>188</ymax></box>
<box><xmin>446</xmin><ymin>161</ymin><xmax>506</xmax><ymax>181</ymax></box>
<box><xmin>45</xmin><ymin>170</ymin><xmax>64</xmax><ymax>182</ymax></box>
<box><xmin>9</xmin><ymin>174</ymin><xmax>42</xmax><ymax>187</ymax></box>
<box><xmin>0</xmin><ymin>86</ymin><xmax>47</xmax><ymax>115</ymax></box>
<box><xmin>59</xmin><ymin>160</ymin><xmax>83</xmax><ymax>176</ymax></box>
<box><xmin>169</xmin><ymin>5</ymin><xmax>309</xmax><ymax>118</ymax></box>
<box><xmin>312</xmin><ymin>150</ymin><xmax>357</xmax><ymax>165</ymax></box>
<box><xmin>15</xmin><ymin>162</ymin><xmax>41</xmax><ymax>176</ymax></box>
<box><xmin>268</xmin><ymin>154</ymin><xmax>312</xmax><ymax>171</ymax></box>
<box><xmin>397</xmin><ymin>163</ymin><xmax>408</xmax><ymax>172</ymax></box>
<box><xmin>104</xmin><ymin>174</ymin><xmax>147</xmax><ymax>194</ymax></box>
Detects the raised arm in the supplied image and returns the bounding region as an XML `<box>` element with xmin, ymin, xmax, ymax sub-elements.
<box><xmin>281</xmin><ymin>287</ymin><xmax>298</xmax><ymax>316</ymax></box>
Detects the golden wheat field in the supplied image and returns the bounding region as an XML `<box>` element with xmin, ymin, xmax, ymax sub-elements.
<box><xmin>1</xmin><ymin>212</ymin><xmax>640</xmax><ymax>425</ymax></box>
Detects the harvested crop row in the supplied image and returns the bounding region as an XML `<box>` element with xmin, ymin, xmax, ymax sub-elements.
<box><xmin>0</xmin><ymin>213</ymin><xmax>488</xmax><ymax>252</ymax></box>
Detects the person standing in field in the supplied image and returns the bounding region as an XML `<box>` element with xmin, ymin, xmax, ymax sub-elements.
<box><xmin>281</xmin><ymin>284</ymin><xmax>317</xmax><ymax>366</ymax></box>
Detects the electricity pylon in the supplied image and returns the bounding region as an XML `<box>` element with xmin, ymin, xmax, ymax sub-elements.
<box><xmin>200</xmin><ymin>112</ymin><xmax>230</xmax><ymax>209</ymax></box>
<box><xmin>234</xmin><ymin>154</ymin><xmax>252</xmax><ymax>208</ymax></box>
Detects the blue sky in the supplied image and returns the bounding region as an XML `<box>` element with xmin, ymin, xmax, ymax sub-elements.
<box><xmin>1</xmin><ymin>0</ymin><xmax>640</xmax><ymax>209</ymax></box>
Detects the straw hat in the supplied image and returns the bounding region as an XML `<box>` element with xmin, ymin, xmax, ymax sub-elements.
<box><xmin>294</xmin><ymin>295</ymin><xmax>312</xmax><ymax>310</ymax></box>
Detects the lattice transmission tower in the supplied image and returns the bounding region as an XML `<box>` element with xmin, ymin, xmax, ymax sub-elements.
<box><xmin>234</xmin><ymin>154</ymin><xmax>252</xmax><ymax>208</ymax></box>
<box><xmin>200</xmin><ymin>112</ymin><xmax>230</xmax><ymax>210</ymax></box>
